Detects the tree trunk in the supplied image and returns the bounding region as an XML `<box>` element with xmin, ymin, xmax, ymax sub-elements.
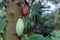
<box><xmin>6</xmin><ymin>0</ymin><xmax>22</xmax><ymax>40</ymax></box>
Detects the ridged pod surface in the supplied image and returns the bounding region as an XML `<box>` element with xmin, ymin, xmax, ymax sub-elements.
<box><xmin>16</xmin><ymin>18</ymin><xmax>24</xmax><ymax>36</ymax></box>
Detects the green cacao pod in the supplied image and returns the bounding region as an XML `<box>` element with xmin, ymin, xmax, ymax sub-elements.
<box><xmin>16</xmin><ymin>18</ymin><xmax>24</xmax><ymax>36</ymax></box>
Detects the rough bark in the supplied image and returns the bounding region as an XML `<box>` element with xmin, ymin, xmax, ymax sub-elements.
<box><xmin>6</xmin><ymin>0</ymin><xmax>22</xmax><ymax>40</ymax></box>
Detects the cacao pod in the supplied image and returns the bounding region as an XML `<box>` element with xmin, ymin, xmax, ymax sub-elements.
<box><xmin>16</xmin><ymin>18</ymin><xmax>24</xmax><ymax>36</ymax></box>
<box><xmin>22</xmin><ymin>4</ymin><xmax>28</xmax><ymax>17</ymax></box>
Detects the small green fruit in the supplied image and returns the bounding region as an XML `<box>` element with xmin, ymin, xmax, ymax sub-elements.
<box><xmin>16</xmin><ymin>18</ymin><xmax>24</xmax><ymax>36</ymax></box>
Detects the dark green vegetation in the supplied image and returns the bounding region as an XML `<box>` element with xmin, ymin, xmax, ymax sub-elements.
<box><xmin>21</xmin><ymin>0</ymin><xmax>60</xmax><ymax>40</ymax></box>
<box><xmin>0</xmin><ymin>0</ymin><xmax>6</xmax><ymax>40</ymax></box>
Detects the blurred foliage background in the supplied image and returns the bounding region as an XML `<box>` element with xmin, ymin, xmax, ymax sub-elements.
<box><xmin>22</xmin><ymin>0</ymin><xmax>60</xmax><ymax>40</ymax></box>
<box><xmin>0</xmin><ymin>0</ymin><xmax>6</xmax><ymax>40</ymax></box>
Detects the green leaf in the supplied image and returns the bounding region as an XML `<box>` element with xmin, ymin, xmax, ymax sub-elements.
<box><xmin>29</xmin><ymin>34</ymin><xmax>44</xmax><ymax>40</ymax></box>
<box><xmin>22</xmin><ymin>34</ymin><xmax>44</xmax><ymax>40</ymax></box>
<box><xmin>51</xmin><ymin>30</ymin><xmax>60</xmax><ymax>38</ymax></box>
<box><xmin>0</xmin><ymin>9</ymin><xmax>6</xmax><ymax>18</ymax></box>
<box><xmin>44</xmin><ymin>37</ymin><xmax>51</xmax><ymax>40</ymax></box>
<box><xmin>0</xmin><ymin>18</ymin><xmax>6</xmax><ymax>33</ymax></box>
<box><xmin>51</xmin><ymin>36</ymin><xmax>60</xmax><ymax>40</ymax></box>
<box><xmin>22</xmin><ymin>34</ymin><xmax>29</xmax><ymax>40</ymax></box>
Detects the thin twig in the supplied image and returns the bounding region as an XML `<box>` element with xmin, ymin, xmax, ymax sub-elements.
<box><xmin>54</xmin><ymin>8</ymin><xmax>59</xmax><ymax>26</ymax></box>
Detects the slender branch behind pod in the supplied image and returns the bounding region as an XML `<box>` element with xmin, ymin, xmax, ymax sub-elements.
<box><xmin>54</xmin><ymin>9</ymin><xmax>59</xmax><ymax>26</ymax></box>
